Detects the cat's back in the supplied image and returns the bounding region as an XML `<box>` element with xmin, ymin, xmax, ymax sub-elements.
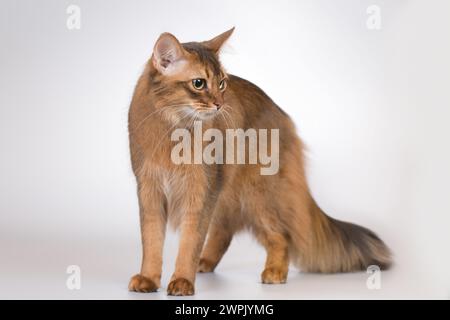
<box><xmin>227</xmin><ymin>74</ymin><xmax>273</xmax><ymax>104</ymax></box>
<box><xmin>227</xmin><ymin>74</ymin><xmax>291</xmax><ymax>127</ymax></box>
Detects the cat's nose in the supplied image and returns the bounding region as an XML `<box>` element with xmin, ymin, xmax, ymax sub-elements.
<box><xmin>213</xmin><ymin>102</ymin><xmax>222</xmax><ymax>110</ymax></box>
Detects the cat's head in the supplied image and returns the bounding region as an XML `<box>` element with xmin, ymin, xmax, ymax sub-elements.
<box><xmin>149</xmin><ymin>28</ymin><xmax>234</xmax><ymax>122</ymax></box>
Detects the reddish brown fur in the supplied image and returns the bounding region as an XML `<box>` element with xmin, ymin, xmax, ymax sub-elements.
<box><xmin>128</xmin><ymin>29</ymin><xmax>392</xmax><ymax>295</ymax></box>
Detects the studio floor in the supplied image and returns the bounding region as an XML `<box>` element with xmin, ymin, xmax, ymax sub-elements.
<box><xmin>0</xmin><ymin>227</ymin><xmax>444</xmax><ymax>300</ymax></box>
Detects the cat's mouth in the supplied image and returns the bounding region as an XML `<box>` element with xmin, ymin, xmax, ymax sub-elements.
<box><xmin>195</xmin><ymin>108</ymin><xmax>218</xmax><ymax>120</ymax></box>
<box><xmin>172</xmin><ymin>105</ymin><xmax>219</xmax><ymax>125</ymax></box>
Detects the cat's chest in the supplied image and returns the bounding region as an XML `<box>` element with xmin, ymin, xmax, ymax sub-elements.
<box><xmin>142</xmin><ymin>160</ymin><xmax>207</xmax><ymax>207</ymax></box>
<box><xmin>160</xmin><ymin>168</ymin><xmax>188</xmax><ymax>204</ymax></box>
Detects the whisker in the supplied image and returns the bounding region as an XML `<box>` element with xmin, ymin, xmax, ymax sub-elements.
<box><xmin>221</xmin><ymin>105</ymin><xmax>236</xmax><ymax>129</ymax></box>
<box><xmin>187</xmin><ymin>110</ymin><xmax>199</xmax><ymax>130</ymax></box>
<box><xmin>219</xmin><ymin>111</ymin><xmax>228</xmax><ymax>129</ymax></box>
<box><xmin>147</xmin><ymin>109</ymin><xmax>196</xmax><ymax>162</ymax></box>
<box><xmin>132</xmin><ymin>102</ymin><xmax>209</xmax><ymax>133</ymax></box>
<box><xmin>224</xmin><ymin>105</ymin><xmax>236</xmax><ymax>128</ymax></box>
<box><xmin>133</xmin><ymin>105</ymin><xmax>182</xmax><ymax>132</ymax></box>
<box><xmin>219</xmin><ymin>110</ymin><xmax>231</xmax><ymax>130</ymax></box>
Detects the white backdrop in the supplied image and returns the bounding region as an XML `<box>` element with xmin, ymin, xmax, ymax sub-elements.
<box><xmin>1</xmin><ymin>0</ymin><xmax>449</xmax><ymax>299</ymax></box>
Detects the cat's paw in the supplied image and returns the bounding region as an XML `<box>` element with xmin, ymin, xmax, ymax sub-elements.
<box><xmin>128</xmin><ymin>274</ymin><xmax>159</xmax><ymax>293</ymax></box>
<box><xmin>197</xmin><ymin>258</ymin><xmax>216</xmax><ymax>273</ymax></box>
<box><xmin>167</xmin><ymin>278</ymin><xmax>195</xmax><ymax>296</ymax></box>
<box><xmin>261</xmin><ymin>267</ymin><xmax>288</xmax><ymax>284</ymax></box>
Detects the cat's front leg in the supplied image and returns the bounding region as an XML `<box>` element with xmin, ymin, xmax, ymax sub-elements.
<box><xmin>167</xmin><ymin>179</ymin><xmax>212</xmax><ymax>296</ymax></box>
<box><xmin>129</xmin><ymin>180</ymin><xmax>166</xmax><ymax>293</ymax></box>
<box><xmin>167</xmin><ymin>208</ymin><xmax>211</xmax><ymax>296</ymax></box>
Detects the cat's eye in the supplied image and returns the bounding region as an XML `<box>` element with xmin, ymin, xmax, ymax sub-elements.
<box><xmin>219</xmin><ymin>79</ymin><xmax>226</xmax><ymax>91</ymax></box>
<box><xmin>192</xmin><ymin>79</ymin><xmax>206</xmax><ymax>90</ymax></box>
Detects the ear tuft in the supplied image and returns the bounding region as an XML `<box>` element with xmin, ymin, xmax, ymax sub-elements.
<box><xmin>203</xmin><ymin>27</ymin><xmax>235</xmax><ymax>53</ymax></box>
<box><xmin>153</xmin><ymin>33</ymin><xmax>186</xmax><ymax>74</ymax></box>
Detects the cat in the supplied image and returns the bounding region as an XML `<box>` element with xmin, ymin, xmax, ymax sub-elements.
<box><xmin>127</xmin><ymin>28</ymin><xmax>392</xmax><ymax>296</ymax></box>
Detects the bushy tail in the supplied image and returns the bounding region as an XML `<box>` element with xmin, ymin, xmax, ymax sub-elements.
<box><xmin>294</xmin><ymin>202</ymin><xmax>392</xmax><ymax>273</ymax></box>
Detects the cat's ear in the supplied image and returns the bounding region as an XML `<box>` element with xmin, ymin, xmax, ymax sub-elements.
<box><xmin>152</xmin><ymin>33</ymin><xmax>187</xmax><ymax>75</ymax></box>
<box><xmin>203</xmin><ymin>27</ymin><xmax>235</xmax><ymax>53</ymax></box>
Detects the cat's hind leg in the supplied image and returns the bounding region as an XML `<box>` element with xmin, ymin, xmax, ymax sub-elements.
<box><xmin>250</xmin><ymin>201</ymin><xmax>290</xmax><ymax>284</ymax></box>
<box><xmin>198</xmin><ymin>220</ymin><xmax>234</xmax><ymax>273</ymax></box>
<box><xmin>257</xmin><ymin>229</ymin><xmax>290</xmax><ymax>284</ymax></box>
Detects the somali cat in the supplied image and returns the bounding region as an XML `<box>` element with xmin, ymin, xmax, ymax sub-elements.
<box><xmin>127</xmin><ymin>28</ymin><xmax>392</xmax><ymax>295</ymax></box>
